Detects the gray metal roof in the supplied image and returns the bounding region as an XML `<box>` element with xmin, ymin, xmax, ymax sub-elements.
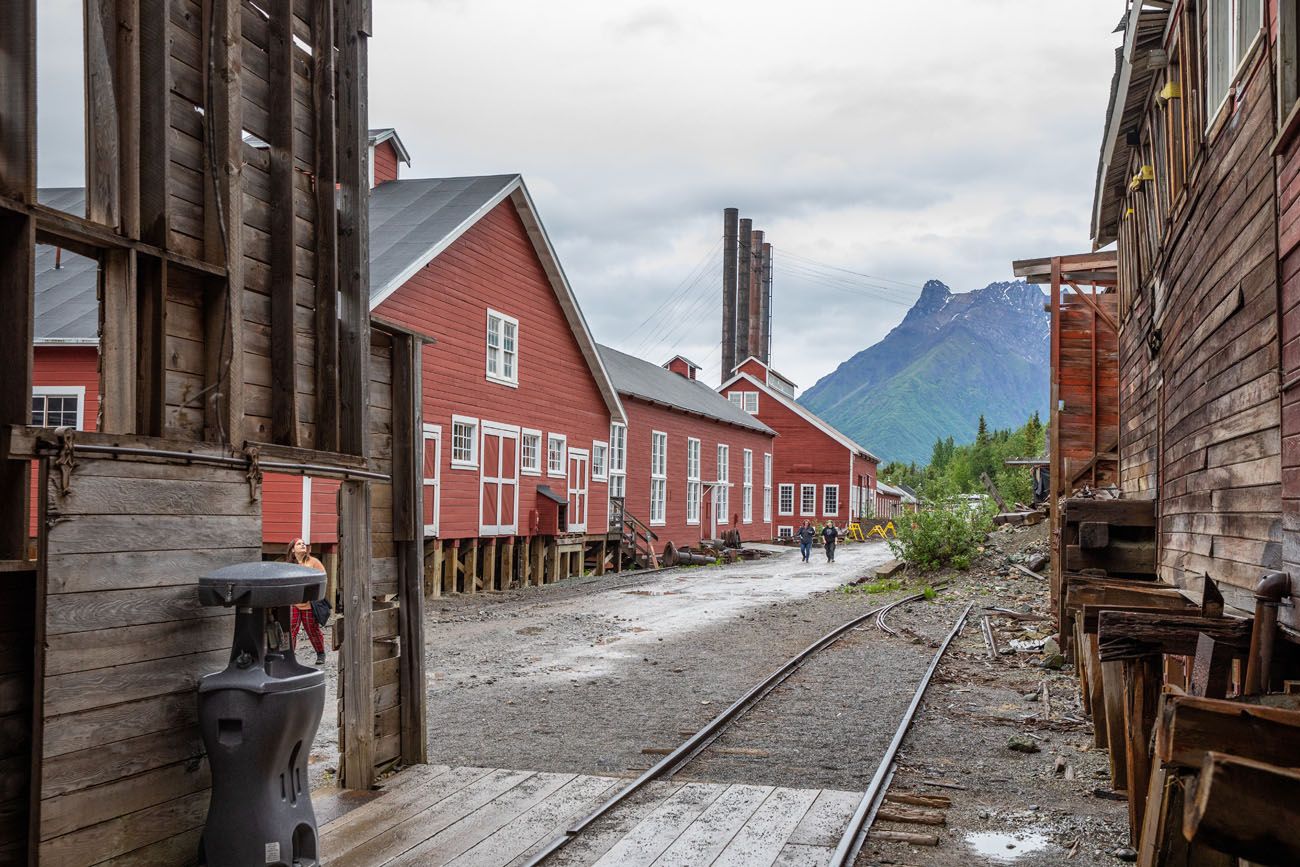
<box><xmin>369</xmin><ymin>174</ymin><xmax>520</xmax><ymax>305</ymax></box>
<box><xmin>598</xmin><ymin>344</ymin><xmax>775</xmax><ymax>435</ymax></box>
<box><xmin>34</xmin><ymin>188</ymin><xmax>99</xmax><ymax>344</ymax></box>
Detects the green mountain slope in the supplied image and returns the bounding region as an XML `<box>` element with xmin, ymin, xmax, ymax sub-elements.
<box><xmin>799</xmin><ymin>280</ymin><xmax>1049</xmax><ymax>463</ymax></box>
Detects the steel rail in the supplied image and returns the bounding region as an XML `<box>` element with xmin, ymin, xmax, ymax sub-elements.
<box><xmin>828</xmin><ymin>602</ymin><xmax>975</xmax><ymax>867</ymax></box>
<box><xmin>521</xmin><ymin>591</ymin><xmax>929</xmax><ymax>867</ymax></box>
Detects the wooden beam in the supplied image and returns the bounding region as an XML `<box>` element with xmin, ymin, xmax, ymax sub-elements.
<box><xmin>99</xmin><ymin>248</ymin><xmax>138</xmax><ymax>432</ymax></box>
<box><xmin>137</xmin><ymin>0</ymin><xmax>169</xmax><ymax>246</ymax></box>
<box><xmin>1079</xmin><ymin>521</ymin><xmax>1109</xmax><ymax>549</ymax></box>
<box><xmin>0</xmin><ymin>212</ymin><xmax>34</xmax><ymax>561</ymax></box>
<box><xmin>268</xmin><ymin>0</ymin><xmax>300</xmax><ymax>446</ymax></box>
<box><xmin>1098</xmin><ymin>611</ymin><xmax>1252</xmax><ymax>662</ymax></box>
<box><xmin>339</xmin><ymin>479</ymin><xmax>374</xmax><ymax>788</ymax></box>
<box><xmin>1063</xmin><ymin>498</ymin><xmax>1157</xmax><ymax>527</ymax></box>
<box><xmin>1066</xmin><ymin>540</ymin><xmax>1156</xmax><ymax>575</ymax></box>
<box><xmin>1190</xmin><ymin>634</ymin><xmax>1232</xmax><ymax>699</ymax></box>
<box><xmin>1185</xmin><ymin>752</ymin><xmax>1300</xmax><ymax>864</ymax></box>
<box><xmin>134</xmin><ymin>254</ymin><xmax>166</xmax><ymax>435</ymax></box>
<box><xmin>1156</xmin><ymin>695</ymin><xmax>1300</xmax><ymax>770</ymax></box>
<box><xmin>1101</xmin><ymin>659</ymin><xmax>1129</xmax><ymax>791</ymax></box>
<box><xmin>311</xmin><ymin>0</ymin><xmax>339</xmax><ymax>452</ymax></box>
<box><xmin>1081</xmin><ymin>600</ymin><xmax>1199</xmax><ymax>633</ymax></box>
<box><xmin>1123</xmin><ymin>656</ymin><xmax>1161</xmax><ymax>842</ymax></box>
<box><xmin>979</xmin><ymin>472</ymin><xmax>1008</xmax><ymax>511</ymax></box>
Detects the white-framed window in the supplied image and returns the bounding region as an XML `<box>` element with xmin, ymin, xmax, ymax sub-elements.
<box><xmin>608</xmin><ymin>423</ymin><xmax>627</xmax><ymax>524</ymax></box>
<box><xmin>31</xmin><ymin>386</ymin><xmax>85</xmax><ymax>429</ymax></box>
<box><xmin>715</xmin><ymin>444</ymin><xmax>730</xmax><ymax>524</ymax></box>
<box><xmin>726</xmin><ymin>391</ymin><xmax>759</xmax><ymax>414</ymax></box>
<box><xmin>777</xmin><ymin>525</ymin><xmax>794</xmax><ymax>540</ymax></box>
<box><xmin>608</xmin><ymin>472</ymin><xmax>626</xmax><ymax>523</ymax></box>
<box><xmin>1206</xmin><ymin>0</ymin><xmax>1264</xmax><ymax>123</ymax></box>
<box><xmin>778</xmin><ymin>483</ymin><xmax>794</xmax><ymax>516</ymax></box>
<box><xmin>520</xmin><ymin>429</ymin><xmax>542</xmax><ymax>475</ymax></box>
<box><xmin>451</xmin><ymin>415</ymin><xmax>479</xmax><ymax>468</ymax></box>
<box><xmin>547</xmin><ymin>434</ymin><xmax>567</xmax><ymax>477</ymax></box>
<box><xmin>485</xmin><ymin>309</ymin><xmax>519</xmax><ymax>386</ymax></box>
<box><xmin>763</xmin><ymin>453</ymin><xmax>773</xmax><ymax>523</ymax></box>
<box><xmin>686</xmin><ymin>437</ymin><xmax>701</xmax><ymax>525</ymax></box>
<box><xmin>800</xmin><ymin>484</ymin><xmax>816</xmax><ymax>516</ymax></box>
<box><xmin>422</xmin><ymin>424</ymin><xmax>441</xmax><ymax>536</ymax></box>
<box><xmin>728</xmin><ymin>392</ymin><xmax>743</xmax><ymax>408</ymax></box>
<box><xmin>650</xmin><ymin>430</ymin><xmax>667</xmax><ymax>525</ymax></box>
<box><xmin>742</xmin><ymin>449</ymin><xmax>753</xmax><ymax>524</ymax></box>
<box><xmin>592</xmin><ymin>440</ymin><xmax>608</xmax><ymax>481</ymax></box>
<box><xmin>824</xmin><ymin>484</ymin><xmax>839</xmax><ymax>516</ymax></box>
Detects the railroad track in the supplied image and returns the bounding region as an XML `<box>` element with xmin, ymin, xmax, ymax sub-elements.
<box><xmin>522</xmin><ymin>594</ymin><xmax>974</xmax><ymax>867</ymax></box>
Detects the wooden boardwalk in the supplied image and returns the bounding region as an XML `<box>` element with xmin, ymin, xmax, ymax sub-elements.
<box><xmin>315</xmin><ymin>764</ymin><xmax>861</xmax><ymax>866</ymax></box>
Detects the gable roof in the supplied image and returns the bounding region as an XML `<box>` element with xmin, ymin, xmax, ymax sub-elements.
<box><xmin>34</xmin><ymin>188</ymin><xmax>98</xmax><ymax>345</ymax></box>
<box><xmin>368</xmin><ymin>128</ymin><xmax>411</xmax><ymax>164</ymax></box>
<box><xmin>599</xmin><ymin>345</ymin><xmax>775</xmax><ymax>435</ymax></box>
<box><xmin>369</xmin><ymin>174</ymin><xmax>625</xmax><ymax>423</ymax></box>
<box><xmin>718</xmin><ymin>370</ymin><xmax>879</xmax><ymax>461</ymax></box>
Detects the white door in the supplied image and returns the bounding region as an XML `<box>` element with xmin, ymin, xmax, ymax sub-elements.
<box><xmin>422</xmin><ymin>424</ymin><xmax>441</xmax><ymax>536</ymax></box>
<box><xmin>479</xmin><ymin>422</ymin><xmax>520</xmax><ymax>535</ymax></box>
<box><xmin>567</xmin><ymin>448</ymin><xmax>589</xmax><ymax>532</ymax></box>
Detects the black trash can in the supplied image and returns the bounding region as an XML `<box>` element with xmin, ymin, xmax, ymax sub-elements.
<box><xmin>197</xmin><ymin>561</ymin><xmax>327</xmax><ymax>867</ymax></box>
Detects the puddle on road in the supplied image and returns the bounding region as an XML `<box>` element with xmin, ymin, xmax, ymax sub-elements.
<box><xmin>964</xmin><ymin>830</ymin><xmax>1051</xmax><ymax>862</ymax></box>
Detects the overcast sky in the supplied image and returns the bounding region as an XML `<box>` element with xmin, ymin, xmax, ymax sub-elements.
<box><xmin>38</xmin><ymin>1</ymin><xmax>1123</xmax><ymax>392</ymax></box>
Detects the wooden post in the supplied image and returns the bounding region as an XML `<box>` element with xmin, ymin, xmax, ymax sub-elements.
<box><xmin>311</xmin><ymin>0</ymin><xmax>338</xmax><ymax>451</ymax></box>
<box><xmin>1101</xmin><ymin>659</ymin><xmax>1128</xmax><ymax>790</ymax></box>
<box><xmin>465</xmin><ymin>538</ymin><xmax>478</xmax><ymax>593</ymax></box>
<box><xmin>483</xmin><ymin>538</ymin><xmax>497</xmax><ymax>592</ymax></box>
<box><xmin>449</xmin><ymin>538</ymin><xmax>461</xmax><ymax>593</ymax></box>
<box><xmin>427</xmin><ymin>539</ymin><xmax>443</xmax><ymax>598</ymax></box>
<box><xmin>596</xmin><ymin>539</ymin><xmax>607</xmax><ymax>576</ymax></box>
<box><xmin>268</xmin><ymin>0</ymin><xmax>300</xmax><ymax>446</ymax></box>
<box><xmin>547</xmin><ymin>538</ymin><xmax>559</xmax><ymax>584</ymax></box>
<box><xmin>1122</xmin><ymin>656</ymin><xmax>1161</xmax><ymax>842</ymax></box>
<box><xmin>501</xmin><ymin>537</ymin><xmax>514</xmax><ymax>589</ymax></box>
<box><xmin>339</xmin><ymin>479</ymin><xmax>374</xmax><ymax>789</ymax></box>
<box><xmin>532</xmin><ymin>537</ymin><xmax>544</xmax><ymax>586</ymax></box>
<box><xmin>1189</xmin><ymin>634</ymin><xmax>1232</xmax><ymax>698</ymax></box>
<box><xmin>1184</xmin><ymin>753</ymin><xmax>1300</xmax><ymax>864</ymax></box>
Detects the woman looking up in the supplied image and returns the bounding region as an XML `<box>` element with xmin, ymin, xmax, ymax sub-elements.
<box><xmin>286</xmin><ymin>537</ymin><xmax>328</xmax><ymax>665</ymax></box>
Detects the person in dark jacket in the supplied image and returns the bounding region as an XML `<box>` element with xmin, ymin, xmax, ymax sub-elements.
<box><xmin>796</xmin><ymin>520</ymin><xmax>816</xmax><ymax>562</ymax></box>
<box><xmin>822</xmin><ymin>522</ymin><xmax>840</xmax><ymax>563</ymax></box>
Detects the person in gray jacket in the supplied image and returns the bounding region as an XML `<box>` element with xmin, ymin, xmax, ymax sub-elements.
<box><xmin>796</xmin><ymin>521</ymin><xmax>816</xmax><ymax>562</ymax></box>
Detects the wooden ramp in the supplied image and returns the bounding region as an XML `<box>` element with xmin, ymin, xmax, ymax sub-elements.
<box><xmin>316</xmin><ymin>764</ymin><xmax>860</xmax><ymax>866</ymax></box>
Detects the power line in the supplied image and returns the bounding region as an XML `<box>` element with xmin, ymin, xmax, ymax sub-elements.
<box><xmin>779</xmin><ymin>248</ymin><xmax>924</xmax><ymax>290</ymax></box>
<box><xmin>620</xmin><ymin>236</ymin><xmax>722</xmax><ymax>344</ymax></box>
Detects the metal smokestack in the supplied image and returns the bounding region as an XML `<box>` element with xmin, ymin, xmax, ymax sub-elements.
<box><xmin>760</xmin><ymin>242</ymin><xmax>773</xmax><ymax>364</ymax></box>
<box><xmin>748</xmin><ymin>229</ymin><xmax>764</xmax><ymax>361</ymax></box>
<box><xmin>722</xmin><ymin>208</ymin><xmax>739</xmax><ymax>378</ymax></box>
<box><xmin>736</xmin><ymin>218</ymin><xmax>753</xmax><ymax>366</ymax></box>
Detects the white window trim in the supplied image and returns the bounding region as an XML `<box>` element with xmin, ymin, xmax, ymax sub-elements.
<box><xmin>31</xmin><ymin>385</ymin><xmax>86</xmax><ymax>429</ymax></box>
<box><xmin>763</xmin><ymin>453</ymin><xmax>773</xmax><ymax>523</ymax></box>
<box><xmin>592</xmin><ymin>439</ymin><xmax>609</xmax><ymax>481</ymax></box>
<box><xmin>609</xmin><ymin>422</ymin><xmax>627</xmax><ymax>473</ymax></box>
<box><xmin>547</xmin><ymin>433</ymin><xmax>568</xmax><ymax>478</ymax></box>
<box><xmin>743</xmin><ymin>392</ymin><xmax>758</xmax><ymax>414</ymax></box>
<box><xmin>520</xmin><ymin>428</ymin><xmax>542</xmax><ymax>476</ymax></box>
<box><xmin>450</xmin><ymin>414</ymin><xmax>479</xmax><ymax>469</ymax></box>
<box><xmin>777</xmin><ymin>525</ymin><xmax>794</xmax><ymax>539</ymax></box>
<box><xmin>485</xmin><ymin>308</ymin><xmax>520</xmax><ymax>388</ymax></box>
<box><xmin>824</xmin><ymin>484</ymin><xmax>840</xmax><ymax>517</ymax></box>
<box><xmin>742</xmin><ymin>449</ymin><xmax>753</xmax><ymax>524</ymax></box>
<box><xmin>800</xmin><ymin>483</ymin><xmax>816</xmax><ymax>517</ymax></box>
<box><xmin>778</xmin><ymin>483</ymin><xmax>794</xmax><ymax>516</ymax></box>
<box><xmin>650</xmin><ymin>430</ymin><xmax>668</xmax><ymax>526</ymax></box>
<box><xmin>686</xmin><ymin>437</ymin><xmax>701</xmax><ymax>526</ymax></box>
<box><xmin>1207</xmin><ymin>0</ymin><xmax>1266</xmax><ymax>131</ymax></box>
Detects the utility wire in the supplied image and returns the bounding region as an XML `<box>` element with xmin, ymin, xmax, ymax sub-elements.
<box><xmin>620</xmin><ymin>236</ymin><xmax>723</xmax><ymax>344</ymax></box>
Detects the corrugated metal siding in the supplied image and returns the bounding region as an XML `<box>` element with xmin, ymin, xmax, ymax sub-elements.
<box><xmin>374</xmin><ymin>199</ymin><xmax>613</xmax><ymax>539</ymax></box>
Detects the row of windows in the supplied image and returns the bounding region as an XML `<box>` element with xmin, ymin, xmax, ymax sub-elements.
<box><xmin>449</xmin><ymin>415</ymin><xmax>609</xmax><ymax>481</ymax></box>
<box><xmin>645</xmin><ymin>433</ymin><xmax>771</xmax><ymax>528</ymax></box>
<box><xmin>726</xmin><ymin>391</ymin><xmax>759</xmax><ymax>414</ymax></box>
<box><xmin>776</xmin><ymin>483</ymin><xmax>842</xmax><ymax>517</ymax></box>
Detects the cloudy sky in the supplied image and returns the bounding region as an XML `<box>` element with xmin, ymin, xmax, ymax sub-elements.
<box><xmin>38</xmin><ymin>0</ymin><xmax>1123</xmax><ymax>392</ymax></box>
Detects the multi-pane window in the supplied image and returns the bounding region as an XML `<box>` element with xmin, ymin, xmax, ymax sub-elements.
<box><xmin>742</xmin><ymin>449</ymin><xmax>753</xmax><ymax>524</ymax></box>
<box><xmin>650</xmin><ymin>431</ymin><xmax>667</xmax><ymax>525</ymax></box>
<box><xmin>778</xmin><ymin>483</ymin><xmax>794</xmax><ymax>516</ymax></box>
<box><xmin>1206</xmin><ymin>0</ymin><xmax>1263</xmax><ymax>121</ymax></box>
<box><xmin>727</xmin><ymin>391</ymin><xmax>759</xmax><ymax>414</ymax></box>
<box><xmin>715</xmin><ymin>445</ymin><xmax>730</xmax><ymax>524</ymax></box>
<box><xmin>485</xmin><ymin>309</ymin><xmax>519</xmax><ymax>385</ymax></box>
<box><xmin>800</xmin><ymin>484</ymin><xmax>816</xmax><ymax>516</ymax></box>
<box><xmin>31</xmin><ymin>389</ymin><xmax>82</xmax><ymax>428</ymax></box>
<box><xmin>548</xmin><ymin>434</ymin><xmax>566</xmax><ymax>477</ymax></box>
<box><xmin>592</xmin><ymin>441</ymin><xmax>608</xmax><ymax>480</ymax></box>
<box><xmin>451</xmin><ymin>416</ymin><xmax>478</xmax><ymax>467</ymax></box>
<box><xmin>608</xmin><ymin>423</ymin><xmax>627</xmax><ymax>524</ymax></box>
<box><xmin>521</xmin><ymin>430</ymin><xmax>542</xmax><ymax>475</ymax></box>
<box><xmin>824</xmin><ymin>484</ymin><xmax>839</xmax><ymax>516</ymax></box>
<box><xmin>763</xmin><ymin>453</ymin><xmax>773</xmax><ymax>523</ymax></box>
<box><xmin>777</xmin><ymin>526</ymin><xmax>794</xmax><ymax>540</ymax></box>
<box><xmin>686</xmin><ymin>438</ymin><xmax>701</xmax><ymax>525</ymax></box>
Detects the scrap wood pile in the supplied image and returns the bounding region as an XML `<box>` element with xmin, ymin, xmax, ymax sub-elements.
<box><xmin>660</xmin><ymin>534</ymin><xmax>769</xmax><ymax>568</ymax></box>
<box><xmin>1055</xmin><ymin>496</ymin><xmax>1300</xmax><ymax>865</ymax></box>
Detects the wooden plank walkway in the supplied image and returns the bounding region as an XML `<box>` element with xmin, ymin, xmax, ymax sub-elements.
<box><xmin>315</xmin><ymin>764</ymin><xmax>860</xmax><ymax>866</ymax></box>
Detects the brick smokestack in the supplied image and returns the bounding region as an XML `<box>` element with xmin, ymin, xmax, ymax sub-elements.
<box><xmin>736</xmin><ymin>217</ymin><xmax>753</xmax><ymax>366</ymax></box>
<box><xmin>748</xmin><ymin>229</ymin><xmax>764</xmax><ymax>361</ymax></box>
<box><xmin>722</xmin><ymin>208</ymin><xmax>739</xmax><ymax>378</ymax></box>
<box><xmin>759</xmin><ymin>242</ymin><xmax>773</xmax><ymax>364</ymax></box>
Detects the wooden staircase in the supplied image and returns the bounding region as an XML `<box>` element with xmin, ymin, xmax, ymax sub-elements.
<box><xmin>609</xmin><ymin>497</ymin><xmax>659</xmax><ymax>570</ymax></box>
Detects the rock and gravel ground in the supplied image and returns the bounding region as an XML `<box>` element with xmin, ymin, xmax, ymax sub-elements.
<box><xmin>303</xmin><ymin>524</ymin><xmax>1130</xmax><ymax>865</ymax></box>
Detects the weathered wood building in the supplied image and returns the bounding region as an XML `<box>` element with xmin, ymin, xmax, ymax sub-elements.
<box><xmin>1</xmin><ymin>1</ymin><xmax>429</xmax><ymax>862</ymax></box>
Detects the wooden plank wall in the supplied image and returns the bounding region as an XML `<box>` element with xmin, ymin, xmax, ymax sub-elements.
<box><xmin>1057</xmin><ymin>291</ymin><xmax>1119</xmax><ymax>486</ymax></box>
<box><xmin>1118</xmin><ymin>50</ymin><xmax>1281</xmax><ymax>611</ymax></box>
<box><xmin>368</xmin><ymin>331</ymin><xmax>402</xmax><ymax>769</ymax></box>
<box><xmin>35</xmin><ymin>456</ymin><xmax>260</xmax><ymax>865</ymax></box>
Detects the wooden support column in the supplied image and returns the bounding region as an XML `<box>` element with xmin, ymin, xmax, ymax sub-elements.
<box><xmin>339</xmin><ymin>479</ymin><xmax>373</xmax><ymax>788</ymax></box>
<box><xmin>203</xmin><ymin>0</ymin><xmax>245</xmax><ymax>445</ymax></box>
<box><xmin>596</xmin><ymin>539</ymin><xmax>607</xmax><ymax>576</ymax></box>
<box><xmin>134</xmin><ymin>254</ymin><xmax>166</xmax><ymax>435</ymax></box>
<box><xmin>532</xmin><ymin>537</ymin><xmax>544</xmax><ymax>586</ymax></box>
<box><xmin>84</xmin><ymin>0</ymin><xmax>122</xmax><ymax>228</ymax></box>
<box><xmin>390</xmin><ymin>332</ymin><xmax>425</xmax><ymax>765</ymax></box>
<box><xmin>99</xmin><ymin>248</ymin><xmax>138</xmax><ymax>432</ymax></box>
<box><xmin>268</xmin><ymin>0</ymin><xmax>300</xmax><ymax>445</ymax></box>
<box><xmin>548</xmin><ymin>539</ymin><xmax>560</xmax><ymax>584</ymax></box>
<box><xmin>1185</xmin><ymin>753</ymin><xmax>1300</xmax><ymax>864</ymax></box>
<box><xmin>427</xmin><ymin>540</ymin><xmax>443</xmax><ymax>598</ymax></box>
<box><xmin>1101</xmin><ymin>660</ymin><xmax>1129</xmax><ymax>791</ymax></box>
<box><xmin>464</xmin><ymin>538</ymin><xmax>478</xmax><ymax>593</ymax></box>
<box><xmin>311</xmin><ymin>0</ymin><xmax>338</xmax><ymax>451</ymax></box>
<box><xmin>501</xmin><ymin>537</ymin><xmax>515</xmax><ymax>589</ymax></box>
<box><xmin>483</xmin><ymin>538</ymin><xmax>497</xmax><ymax>592</ymax></box>
<box><xmin>1122</xmin><ymin>656</ymin><xmax>1161</xmax><ymax>842</ymax></box>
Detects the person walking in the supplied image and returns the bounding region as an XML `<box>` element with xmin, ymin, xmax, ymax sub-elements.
<box><xmin>286</xmin><ymin>537</ymin><xmax>328</xmax><ymax>665</ymax></box>
<box><xmin>822</xmin><ymin>521</ymin><xmax>840</xmax><ymax>563</ymax></box>
<box><xmin>797</xmin><ymin>520</ymin><xmax>816</xmax><ymax>562</ymax></box>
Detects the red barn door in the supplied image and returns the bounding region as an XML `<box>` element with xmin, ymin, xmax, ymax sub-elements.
<box><xmin>567</xmin><ymin>448</ymin><xmax>589</xmax><ymax>532</ymax></box>
<box><xmin>480</xmin><ymin>422</ymin><xmax>520</xmax><ymax>535</ymax></box>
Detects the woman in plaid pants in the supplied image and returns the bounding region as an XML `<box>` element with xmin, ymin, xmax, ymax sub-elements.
<box><xmin>286</xmin><ymin>538</ymin><xmax>328</xmax><ymax>664</ymax></box>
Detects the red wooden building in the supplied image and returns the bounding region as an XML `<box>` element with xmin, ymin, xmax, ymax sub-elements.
<box><xmin>599</xmin><ymin>348</ymin><xmax>776</xmax><ymax>548</ymax></box>
<box><xmin>719</xmin><ymin>356</ymin><xmax>879</xmax><ymax>538</ymax></box>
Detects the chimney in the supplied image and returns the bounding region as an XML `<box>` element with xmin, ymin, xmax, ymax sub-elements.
<box><xmin>736</xmin><ymin>218</ymin><xmax>753</xmax><ymax>366</ymax></box>
<box><xmin>722</xmin><ymin>209</ymin><xmax>739</xmax><ymax>378</ymax></box>
<box><xmin>748</xmin><ymin>229</ymin><xmax>764</xmax><ymax>360</ymax></box>
<box><xmin>759</xmin><ymin>242</ymin><xmax>772</xmax><ymax>364</ymax></box>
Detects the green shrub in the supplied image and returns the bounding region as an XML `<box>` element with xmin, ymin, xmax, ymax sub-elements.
<box><xmin>887</xmin><ymin>501</ymin><xmax>992</xmax><ymax>572</ymax></box>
